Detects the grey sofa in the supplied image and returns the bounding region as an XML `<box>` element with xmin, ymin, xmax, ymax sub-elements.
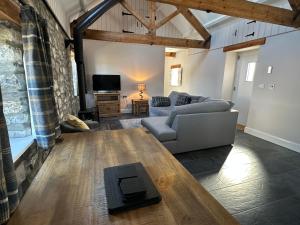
<box><xmin>149</xmin><ymin>91</ymin><xmax>207</xmax><ymax>116</ymax></box>
<box><xmin>142</xmin><ymin>91</ymin><xmax>238</xmax><ymax>154</ymax></box>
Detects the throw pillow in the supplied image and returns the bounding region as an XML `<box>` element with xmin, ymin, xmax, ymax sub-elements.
<box><xmin>151</xmin><ymin>97</ymin><xmax>171</xmax><ymax>107</ymax></box>
<box><xmin>175</xmin><ymin>95</ymin><xmax>191</xmax><ymax>106</ymax></box>
<box><xmin>66</xmin><ymin>114</ymin><xmax>90</xmax><ymax>130</ymax></box>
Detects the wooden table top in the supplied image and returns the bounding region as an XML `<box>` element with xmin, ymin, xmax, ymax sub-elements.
<box><xmin>8</xmin><ymin>128</ymin><xmax>239</xmax><ymax>225</ymax></box>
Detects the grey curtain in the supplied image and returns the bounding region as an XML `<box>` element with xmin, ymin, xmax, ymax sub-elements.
<box><xmin>21</xmin><ymin>6</ymin><xmax>60</xmax><ymax>150</ymax></box>
<box><xmin>0</xmin><ymin>87</ymin><xmax>19</xmax><ymax>224</ymax></box>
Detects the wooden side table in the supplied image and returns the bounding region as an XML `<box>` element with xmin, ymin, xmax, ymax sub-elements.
<box><xmin>132</xmin><ymin>99</ymin><xmax>149</xmax><ymax>116</ymax></box>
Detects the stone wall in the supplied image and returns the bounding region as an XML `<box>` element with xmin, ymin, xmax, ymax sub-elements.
<box><xmin>0</xmin><ymin>0</ymin><xmax>80</xmax><ymax>201</ymax></box>
<box><xmin>0</xmin><ymin>21</ymin><xmax>31</xmax><ymax>138</ymax></box>
<box><xmin>28</xmin><ymin>0</ymin><xmax>79</xmax><ymax>121</ymax></box>
<box><xmin>14</xmin><ymin>141</ymin><xmax>48</xmax><ymax>199</ymax></box>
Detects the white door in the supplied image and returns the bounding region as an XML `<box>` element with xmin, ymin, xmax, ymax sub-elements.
<box><xmin>232</xmin><ymin>50</ymin><xmax>258</xmax><ymax>126</ymax></box>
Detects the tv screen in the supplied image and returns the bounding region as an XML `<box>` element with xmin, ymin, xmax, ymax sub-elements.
<box><xmin>93</xmin><ymin>75</ymin><xmax>121</xmax><ymax>92</ymax></box>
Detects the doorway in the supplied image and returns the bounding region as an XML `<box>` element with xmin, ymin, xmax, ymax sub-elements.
<box><xmin>232</xmin><ymin>49</ymin><xmax>258</xmax><ymax>126</ymax></box>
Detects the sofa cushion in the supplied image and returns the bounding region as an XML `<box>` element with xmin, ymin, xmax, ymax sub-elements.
<box><xmin>166</xmin><ymin>100</ymin><xmax>233</xmax><ymax>126</ymax></box>
<box><xmin>151</xmin><ymin>96</ymin><xmax>171</xmax><ymax>107</ymax></box>
<box><xmin>175</xmin><ymin>95</ymin><xmax>192</xmax><ymax>106</ymax></box>
<box><xmin>150</xmin><ymin>106</ymin><xmax>173</xmax><ymax>116</ymax></box>
<box><xmin>66</xmin><ymin>114</ymin><xmax>90</xmax><ymax>130</ymax></box>
<box><xmin>190</xmin><ymin>95</ymin><xmax>208</xmax><ymax>104</ymax></box>
<box><xmin>141</xmin><ymin>117</ymin><xmax>177</xmax><ymax>142</ymax></box>
<box><xmin>60</xmin><ymin>122</ymin><xmax>89</xmax><ymax>133</ymax></box>
<box><xmin>204</xmin><ymin>98</ymin><xmax>235</xmax><ymax>108</ymax></box>
<box><xmin>168</xmin><ymin>91</ymin><xmax>189</xmax><ymax>106</ymax></box>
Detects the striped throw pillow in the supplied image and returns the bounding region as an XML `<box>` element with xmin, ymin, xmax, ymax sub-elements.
<box><xmin>151</xmin><ymin>97</ymin><xmax>171</xmax><ymax>107</ymax></box>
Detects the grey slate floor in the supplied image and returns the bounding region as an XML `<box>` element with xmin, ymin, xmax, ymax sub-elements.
<box><xmin>101</xmin><ymin>115</ymin><xmax>300</xmax><ymax>225</ymax></box>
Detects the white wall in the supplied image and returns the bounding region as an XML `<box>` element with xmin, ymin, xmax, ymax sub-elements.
<box><xmin>46</xmin><ymin>0</ymin><xmax>70</xmax><ymax>35</ymax></box>
<box><xmin>83</xmin><ymin>40</ymin><xmax>165</xmax><ymax>112</ymax></box>
<box><xmin>164</xmin><ymin>22</ymin><xmax>300</xmax><ymax>151</ymax></box>
<box><xmin>221</xmin><ymin>52</ymin><xmax>237</xmax><ymax>100</ymax></box>
<box><xmin>246</xmin><ymin>30</ymin><xmax>300</xmax><ymax>151</ymax></box>
<box><xmin>164</xmin><ymin>49</ymin><xmax>226</xmax><ymax>98</ymax></box>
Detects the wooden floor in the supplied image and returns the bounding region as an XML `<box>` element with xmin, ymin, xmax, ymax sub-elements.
<box><xmin>8</xmin><ymin>128</ymin><xmax>239</xmax><ymax>225</ymax></box>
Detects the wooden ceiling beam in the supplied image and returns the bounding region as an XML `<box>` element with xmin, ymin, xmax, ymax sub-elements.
<box><xmin>148</xmin><ymin>0</ymin><xmax>300</xmax><ymax>28</ymax></box>
<box><xmin>177</xmin><ymin>6</ymin><xmax>210</xmax><ymax>41</ymax></box>
<box><xmin>84</xmin><ymin>29</ymin><xmax>209</xmax><ymax>48</ymax></box>
<box><xmin>155</xmin><ymin>9</ymin><xmax>180</xmax><ymax>30</ymax></box>
<box><xmin>148</xmin><ymin>1</ymin><xmax>157</xmax><ymax>34</ymax></box>
<box><xmin>288</xmin><ymin>0</ymin><xmax>300</xmax><ymax>11</ymax></box>
<box><xmin>120</xmin><ymin>0</ymin><xmax>151</xmax><ymax>30</ymax></box>
<box><xmin>223</xmin><ymin>37</ymin><xmax>266</xmax><ymax>52</ymax></box>
<box><xmin>0</xmin><ymin>0</ymin><xmax>21</xmax><ymax>26</ymax></box>
<box><xmin>165</xmin><ymin>52</ymin><xmax>176</xmax><ymax>57</ymax></box>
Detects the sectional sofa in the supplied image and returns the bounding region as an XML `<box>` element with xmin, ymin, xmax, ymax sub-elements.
<box><xmin>141</xmin><ymin>91</ymin><xmax>238</xmax><ymax>154</ymax></box>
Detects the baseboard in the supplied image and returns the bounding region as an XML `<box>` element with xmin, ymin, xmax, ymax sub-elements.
<box><xmin>245</xmin><ymin>127</ymin><xmax>300</xmax><ymax>153</ymax></box>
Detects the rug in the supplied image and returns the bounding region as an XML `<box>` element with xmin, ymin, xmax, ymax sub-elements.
<box><xmin>119</xmin><ymin>118</ymin><xmax>143</xmax><ymax>129</ymax></box>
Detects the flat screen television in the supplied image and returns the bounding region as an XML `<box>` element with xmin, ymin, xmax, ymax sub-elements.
<box><xmin>93</xmin><ymin>75</ymin><xmax>121</xmax><ymax>92</ymax></box>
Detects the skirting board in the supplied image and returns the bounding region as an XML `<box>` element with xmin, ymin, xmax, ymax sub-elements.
<box><xmin>245</xmin><ymin>127</ymin><xmax>300</xmax><ymax>153</ymax></box>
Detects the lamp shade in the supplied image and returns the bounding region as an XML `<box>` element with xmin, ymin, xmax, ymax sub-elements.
<box><xmin>137</xmin><ymin>83</ymin><xmax>146</xmax><ymax>91</ymax></box>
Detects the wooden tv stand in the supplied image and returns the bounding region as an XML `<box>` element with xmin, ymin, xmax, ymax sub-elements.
<box><xmin>94</xmin><ymin>92</ymin><xmax>121</xmax><ymax>118</ymax></box>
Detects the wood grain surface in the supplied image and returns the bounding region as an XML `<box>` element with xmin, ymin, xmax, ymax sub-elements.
<box><xmin>8</xmin><ymin>128</ymin><xmax>239</xmax><ymax>225</ymax></box>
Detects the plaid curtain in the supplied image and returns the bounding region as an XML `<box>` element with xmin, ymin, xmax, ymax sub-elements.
<box><xmin>0</xmin><ymin>87</ymin><xmax>19</xmax><ymax>224</ymax></box>
<box><xmin>21</xmin><ymin>6</ymin><xmax>60</xmax><ymax>150</ymax></box>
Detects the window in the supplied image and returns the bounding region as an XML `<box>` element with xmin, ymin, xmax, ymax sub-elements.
<box><xmin>170</xmin><ymin>65</ymin><xmax>182</xmax><ymax>86</ymax></box>
<box><xmin>70</xmin><ymin>51</ymin><xmax>79</xmax><ymax>96</ymax></box>
<box><xmin>0</xmin><ymin>21</ymin><xmax>33</xmax><ymax>162</ymax></box>
<box><xmin>246</xmin><ymin>62</ymin><xmax>256</xmax><ymax>82</ymax></box>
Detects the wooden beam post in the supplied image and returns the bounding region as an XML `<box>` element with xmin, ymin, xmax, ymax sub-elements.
<box><xmin>148</xmin><ymin>0</ymin><xmax>300</xmax><ymax>28</ymax></box>
<box><xmin>288</xmin><ymin>0</ymin><xmax>300</xmax><ymax>11</ymax></box>
<box><xmin>0</xmin><ymin>0</ymin><xmax>21</xmax><ymax>26</ymax></box>
<box><xmin>155</xmin><ymin>9</ymin><xmax>180</xmax><ymax>30</ymax></box>
<box><xmin>149</xmin><ymin>1</ymin><xmax>156</xmax><ymax>35</ymax></box>
<box><xmin>84</xmin><ymin>29</ymin><xmax>208</xmax><ymax>48</ymax></box>
<box><xmin>120</xmin><ymin>0</ymin><xmax>151</xmax><ymax>30</ymax></box>
<box><xmin>177</xmin><ymin>6</ymin><xmax>210</xmax><ymax>41</ymax></box>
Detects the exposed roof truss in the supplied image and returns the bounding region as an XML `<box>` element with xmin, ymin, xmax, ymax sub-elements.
<box><xmin>148</xmin><ymin>0</ymin><xmax>300</xmax><ymax>28</ymax></box>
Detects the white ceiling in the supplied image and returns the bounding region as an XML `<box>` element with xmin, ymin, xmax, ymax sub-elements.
<box><xmin>58</xmin><ymin>0</ymin><xmax>290</xmax><ymax>37</ymax></box>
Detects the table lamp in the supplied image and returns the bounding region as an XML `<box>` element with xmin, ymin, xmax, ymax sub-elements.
<box><xmin>137</xmin><ymin>83</ymin><xmax>146</xmax><ymax>100</ymax></box>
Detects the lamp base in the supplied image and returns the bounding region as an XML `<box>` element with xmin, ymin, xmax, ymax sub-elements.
<box><xmin>139</xmin><ymin>91</ymin><xmax>144</xmax><ymax>100</ymax></box>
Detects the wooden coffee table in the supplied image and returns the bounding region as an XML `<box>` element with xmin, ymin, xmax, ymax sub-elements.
<box><xmin>8</xmin><ymin>128</ymin><xmax>239</xmax><ymax>225</ymax></box>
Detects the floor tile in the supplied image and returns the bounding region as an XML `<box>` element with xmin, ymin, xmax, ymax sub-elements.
<box><xmin>210</xmin><ymin>175</ymin><xmax>297</xmax><ymax>214</ymax></box>
<box><xmin>234</xmin><ymin>196</ymin><xmax>300</xmax><ymax>225</ymax></box>
<box><xmin>106</xmin><ymin>117</ymin><xmax>300</xmax><ymax>225</ymax></box>
<box><xmin>218</xmin><ymin>158</ymin><xmax>298</xmax><ymax>186</ymax></box>
<box><xmin>193</xmin><ymin>171</ymin><xmax>224</xmax><ymax>191</ymax></box>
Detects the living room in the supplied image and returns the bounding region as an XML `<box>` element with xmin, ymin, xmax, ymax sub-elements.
<box><xmin>0</xmin><ymin>0</ymin><xmax>300</xmax><ymax>225</ymax></box>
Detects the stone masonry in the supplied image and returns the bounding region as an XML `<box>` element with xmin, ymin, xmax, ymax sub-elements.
<box><xmin>0</xmin><ymin>0</ymin><xmax>80</xmax><ymax>201</ymax></box>
<box><xmin>31</xmin><ymin>0</ymin><xmax>79</xmax><ymax>121</ymax></box>
<box><xmin>0</xmin><ymin>21</ymin><xmax>31</xmax><ymax>138</ymax></box>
